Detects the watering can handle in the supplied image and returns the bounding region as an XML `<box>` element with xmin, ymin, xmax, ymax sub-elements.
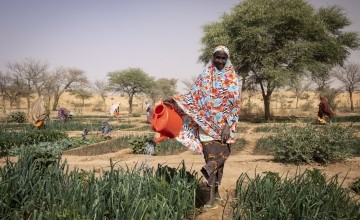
<box><xmin>154</xmin><ymin>135</ymin><xmax>167</xmax><ymax>143</ymax></box>
<box><xmin>162</xmin><ymin>101</ymin><xmax>174</xmax><ymax>110</ymax></box>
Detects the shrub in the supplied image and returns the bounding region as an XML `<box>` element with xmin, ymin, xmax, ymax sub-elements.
<box><xmin>256</xmin><ymin>125</ymin><xmax>359</xmax><ymax>164</ymax></box>
<box><xmin>351</xmin><ymin>178</ymin><xmax>360</xmax><ymax>195</ymax></box>
<box><xmin>6</xmin><ymin>111</ymin><xmax>27</xmax><ymax>123</ymax></box>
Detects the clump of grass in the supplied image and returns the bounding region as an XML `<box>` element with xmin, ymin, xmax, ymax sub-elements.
<box><xmin>233</xmin><ymin>169</ymin><xmax>360</xmax><ymax>219</ymax></box>
<box><xmin>231</xmin><ymin>138</ymin><xmax>247</xmax><ymax>153</ymax></box>
<box><xmin>350</xmin><ymin>178</ymin><xmax>360</xmax><ymax>195</ymax></box>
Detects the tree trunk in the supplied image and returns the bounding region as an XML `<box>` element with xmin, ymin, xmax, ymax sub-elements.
<box><xmin>296</xmin><ymin>96</ymin><xmax>299</xmax><ymax>109</ymax></box>
<box><xmin>2</xmin><ymin>94</ymin><xmax>6</xmax><ymax>114</ymax></box>
<box><xmin>102</xmin><ymin>98</ymin><xmax>106</xmax><ymax>112</ymax></box>
<box><xmin>26</xmin><ymin>96</ymin><xmax>30</xmax><ymax>115</ymax></box>
<box><xmin>259</xmin><ymin>81</ymin><xmax>273</xmax><ymax>120</ymax></box>
<box><xmin>349</xmin><ymin>90</ymin><xmax>354</xmax><ymax>111</ymax></box>
<box><xmin>128</xmin><ymin>94</ymin><xmax>133</xmax><ymax>114</ymax></box>
<box><xmin>52</xmin><ymin>94</ymin><xmax>61</xmax><ymax>111</ymax></box>
<box><xmin>263</xmin><ymin>95</ymin><xmax>271</xmax><ymax>120</ymax></box>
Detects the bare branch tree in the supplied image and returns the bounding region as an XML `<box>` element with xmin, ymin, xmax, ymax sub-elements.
<box><xmin>7</xmin><ymin>58</ymin><xmax>49</xmax><ymax>115</ymax></box>
<box><xmin>51</xmin><ymin>67</ymin><xmax>88</xmax><ymax>110</ymax></box>
<box><xmin>288</xmin><ymin>76</ymin><xmax>312</xmax><ymax>109</ymax></box>
<box><xmin>93</xmin><ymin>80</ymin><xmax>111</xmax><ymax>112</ymax></box>
<box><xmin>333</xmin><ymin>62</ymin><xmax>360</xmax><ymax>111</ymax></box>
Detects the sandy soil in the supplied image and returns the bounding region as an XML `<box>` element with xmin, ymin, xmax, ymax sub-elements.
<box><xmin>58</xmin><ymin>120</ymin><xmax>360</xmax><ymax>220</ymax></box>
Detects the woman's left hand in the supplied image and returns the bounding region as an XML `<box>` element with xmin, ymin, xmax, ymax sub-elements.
<box><xmin>221</xmin><ymin>123</ymin><xmax>231</xmax><ymax>144</ymax></box>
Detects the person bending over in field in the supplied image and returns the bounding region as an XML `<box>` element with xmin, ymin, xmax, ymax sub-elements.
<box><xmin>317</xmin><ymin>96</ymin><xmax>335</xmax><ymax>124</ymax></box>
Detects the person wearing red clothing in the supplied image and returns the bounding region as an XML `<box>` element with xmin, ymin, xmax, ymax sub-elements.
<box><xmin>317</xmin><ymin>96</ymin><xmax>335</xmax><ymax>124</ymax></box>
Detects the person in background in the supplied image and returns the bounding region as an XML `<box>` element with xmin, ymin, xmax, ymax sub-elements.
<box><xmin>82</xmin><ymin>128</ymin><xmax>89</xmax><ymax>140</ymax></box>
<box><xmin>31</xmin><ymin>96</ymin><xmax>48</xmax><ymax>129</ymax></box>
<box><xmin>165</xmin><ymin>45</ymin><xmax>241</xmax><ymax>210</ymax></box>
<box><xmin>58</xmin><ymin>107</ymin><xmax>72</xmax><ymax>122</ymax></box>
<box><xmin>145</xmin><ymin>101</ymin><xmax>153</xmax><ymax>123</ymax></box>
<box><xmin>317</xmin><ymin>96</ymin><xmax>335</xmax><ymax>124</ymax></box>
<box><xmin>100</xmin><ymin>120</ymin><xmax>112</xmax><ymax>138</ymax></box>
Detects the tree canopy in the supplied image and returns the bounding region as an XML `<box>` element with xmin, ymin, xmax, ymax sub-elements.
<box><xmin>200</xmin><ymin>0</ymin><xmax>359</xmax><ymax>119</ymax></box>
<box><xmin>107</xmin><ymin>67</ymin><xmax>154</xmax><ymax>114</ymax></box>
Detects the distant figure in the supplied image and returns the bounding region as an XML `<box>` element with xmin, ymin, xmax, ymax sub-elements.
<box><xmin>30</xmin><ymin>96</ymin><xmax>48</xmax><ymax>129</ymax></box>
<box><xmin>58</xmin><ymin>107</ymin><xmax>74</xmax><ymax>122</ymax></box>
<box><xmin>317</xmin><ymin>96</ymin><xmax>335</xmax><ymax>124</ymax></box>
<box><xmin>100</xmin><ymin>120</ymin><xmax>112</xmax><ymax>137</ymax></box>
<box><xmin>145</xmin><ymin>101</ymin><xmax>153</xmax><ymax>123</ymax></box>
<box><xmin>82</xmin><ymin>128</ymin><xmax>89</xmax><ymax>140</ymax></box>
<box><xmin>110</xmin><ymin>102</ymin><xmax>121</xmax><ymax>117</ymax></box>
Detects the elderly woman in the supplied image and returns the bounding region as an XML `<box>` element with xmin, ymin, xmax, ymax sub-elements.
<box><xmin>167</xmin><ymin>45</ymin><xmax>241</xmax><ymax>210</ymax></box>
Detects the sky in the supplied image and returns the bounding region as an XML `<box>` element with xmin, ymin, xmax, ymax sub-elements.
<box><xmin>1</xmin><ymin>0</ymin><xmax>360</xmax><ymax>92</ymax></box>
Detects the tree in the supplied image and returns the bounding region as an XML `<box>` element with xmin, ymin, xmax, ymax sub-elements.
<box><xmin>200</xmin><ymin>0</ymin><xmax>359</xmax><ymax>119</ymax></box>
<box><xmin>107</xmin><ymin>67</ymin><xmax>154</xmax><ymax>114</ymax></box>
<box><xmin>7</xmin><ymin>58</ymin><xmax>49</xmax><ymax>114</ymax></box>
<box><xmin>309</xmin><ymin>64</ymin><xmax>334</xmax><ymax>92</ymax></box>
<box><xmin>333</xmin><ymin>62</ymin><xmax>360</xmax><ymax>111</ymax></box>
<box><xmin>288</xmin><ymin>75</ymin><xmax>312</xmax><ymax>109</ymax></box>
<box><xmin>51</xmin><ymin>67</ymin><xmax>88</xmax><ymax>110</ymax></box>
<box><xmin>93</xmin><ymin>80</ymin><xmax>111</xmax><ymax>112</ymax></box>
<box><xmin>70</xmin><ymin>88</ymin><xmax>93</xmax><ymax>107</ymax></box>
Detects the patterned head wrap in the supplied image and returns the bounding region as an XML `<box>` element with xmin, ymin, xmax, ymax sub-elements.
<box><xmin>213</xmin><ymin>45</ymin><xmax>230</xmax><ymax>58</ymax></box>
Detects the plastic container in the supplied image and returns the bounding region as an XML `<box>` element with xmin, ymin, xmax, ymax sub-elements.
<box><xmin>150</xmin><ymin>102</ymin><xmax>182</xmax><ymax>143</ymax></box>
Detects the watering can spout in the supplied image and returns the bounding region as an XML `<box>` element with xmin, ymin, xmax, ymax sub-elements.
<box><xmin>150</xmin><ymin>102</ymin><xmax>182</xmax><ymax>144</ymax></box>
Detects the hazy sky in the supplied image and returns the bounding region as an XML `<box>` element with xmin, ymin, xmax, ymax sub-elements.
<box><xmin>1</xmin><ymin>0</ymin><xmax>359</xmax><ymax>91</ymax></box>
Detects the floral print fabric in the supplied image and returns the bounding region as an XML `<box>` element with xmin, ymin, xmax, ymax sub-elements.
<box><xmin>172</xmin><ymin>59</ymin><xmax>241</xmax><ymax>154</ymax></box>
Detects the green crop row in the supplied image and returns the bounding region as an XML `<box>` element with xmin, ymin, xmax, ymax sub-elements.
<box><xmin>0</xmin><ymin>129</ymin><xmax>68</xmax><ymax>155</ymax></box>
<box><xmin>0</xmin><ymin>146</ymin><xmax>199</xmax><ymax>219</ymax></box>
<box><xmin>233</xmin><ymin>169</ymin><xmax>360</xmax><ymax>219</ymax></box>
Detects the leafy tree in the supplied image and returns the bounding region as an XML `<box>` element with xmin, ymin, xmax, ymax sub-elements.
<box><xmin>200</xmin><ymin>0</ymin><xmax>359</xmax><ymax>119</ymax></box>
<box><xmin>333</xmin><ymin>62</ymin><xmax>360</xmax><ymax>111</ymax></box>
<box><xmin>51</xmin><ymin>67</ymin><xmax>88</xmax><ymax>110</ymax></box>
<box><xmin>107</xmin><ymin>67</ymin><xmax>154</xmax><ymax>114</ymax></box>
<box><xmin>70</xmin><ymin>88</ymin><xmax>93</xmax><ymax>107</ymax></box>
<box><xmin>309</xmin><ymin>63</ymin><xmax>334</xmax><ymax>92</ymax></box>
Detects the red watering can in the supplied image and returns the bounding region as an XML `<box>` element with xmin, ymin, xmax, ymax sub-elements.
<box><xmin>150</xmin><ymin>102</ymin><xmax>183</xmax><ymax>143</ymax></box>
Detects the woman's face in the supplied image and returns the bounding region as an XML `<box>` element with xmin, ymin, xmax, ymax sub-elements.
<box><xmin>212</xmin><ymin>51</ymin><xmax>228</xmax><ymax>70</ymax></box>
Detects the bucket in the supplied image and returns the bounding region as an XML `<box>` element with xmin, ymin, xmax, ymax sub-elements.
<box><xmin>151</xmin><ymin>102</ymin><xmax>183</xmax><ymax>143</ymax></box>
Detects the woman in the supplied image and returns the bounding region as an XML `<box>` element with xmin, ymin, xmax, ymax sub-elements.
<box><xmin>167</xmin><ymin>45</ymin><xmax>241</xmax><ymax>210</ymax></box>
<box><xmin>317</xmin><ymin>96</ymin><xmax>334</xmax><ymax>124</ymax></box>
<box><xmin>31</xmin><ymin>96</ymin><xmax>48</xmax><ymax>129</ymax></box>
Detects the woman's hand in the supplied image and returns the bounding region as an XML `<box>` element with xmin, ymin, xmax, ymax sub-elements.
<box><xmin>221</xmin><ymin>123</ymin><xmax>231</xmax><ymax>144</ymax></box>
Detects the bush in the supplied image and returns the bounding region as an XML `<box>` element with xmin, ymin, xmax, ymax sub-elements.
<box><xmin>351</xmin><ymin>178</ymin><xmax>360</xmax><ymax>195</ymax></box>
<box><xmin>256</xmin><ymin>125</ymin><xmax>359</xmax><ymax>164</ymax></box>
<box><xmin>6</xmin><ymin>111</ymin><xmax>27</xmax><ymax>123</ymax></box>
